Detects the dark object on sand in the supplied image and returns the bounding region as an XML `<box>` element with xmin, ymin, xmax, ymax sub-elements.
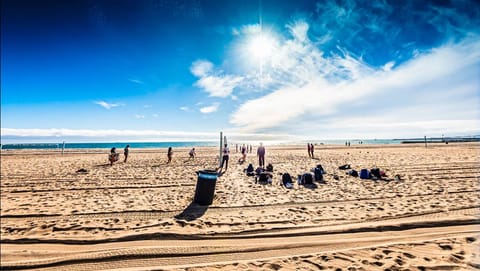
<box><xmin>339</xmin><ymin>164</ymin><xmax>351</xmax><ymax>170</ymax></box>
<box><xmin>194</xmin><ymin>170</ymin><xmax>218</xmax><ymax>205</ymax></box>
<box><xmin>76</xmin><ymin>168</ymin><xmax>89</xmax><ymax>173</ymax></box>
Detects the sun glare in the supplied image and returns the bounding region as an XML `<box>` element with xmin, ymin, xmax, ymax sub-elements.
<box><xmin>248</xmin><ymin>33</ymin><xmax>277</xmax><ymax>61</ymax></box>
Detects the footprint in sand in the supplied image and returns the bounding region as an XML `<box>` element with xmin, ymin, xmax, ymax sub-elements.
<box><xmin>438</xmin><ymin>244</ymin><xmax>453</xmax><ymax>250</ymax></box>
<box><xmin>466</xmin><ymin>237</ymin><xmax>476</xmax><ymax>243</ymax></box>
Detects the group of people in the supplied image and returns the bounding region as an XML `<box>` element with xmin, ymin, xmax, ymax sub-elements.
<box><xmin>109</xmin><ymin>145</ymin><xmax>129</xmax><ymax>166</ymax></box>
<box><xmin>235</xmin><ymin>144</ymin><xmax>253</xmax><ymax>153</ymax></box>
<box><xmin>109</xmin><ymin>143</ymin><xmax>269</xmax><ymax>170</ymax></box>
<box><xmin>167</xmin><ymin>147</ymin><xmax>196</xmax><ymax>163</ymax></box>
<box><xmin>109</xmin><ymin>145</ymin><xmax>197</xmax><ymax>166</ymax></box>
<box><xmin>218</xmin><ymin>143</ymin><xmax>266</xmax><ymax>173</ymax></box>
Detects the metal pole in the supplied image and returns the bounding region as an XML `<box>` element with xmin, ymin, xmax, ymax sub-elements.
<box><xmin>424</xmin><ymin>136</ymin><xmax>427</xmax><ymax>148</ymax></box>
<box><xmin>219</xmin><ymin>131</ymin><xmax>223</xmax><ymax>167</ymax></box>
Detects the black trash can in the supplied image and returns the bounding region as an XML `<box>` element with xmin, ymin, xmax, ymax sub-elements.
<box><xmin>194</xmin><ymin>170</ymin><xmax>218</xmax><ymax>205</ymax></box>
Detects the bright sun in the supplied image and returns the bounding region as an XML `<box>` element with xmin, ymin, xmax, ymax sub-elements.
<box><xmin>248</xmin><ymin>33</ymin><xmax>277</xmax><ymax>61</ymax></box>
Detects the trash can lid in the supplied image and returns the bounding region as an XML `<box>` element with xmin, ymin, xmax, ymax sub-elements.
<box><xmin>198</xmin><ymin>170</ymin><xmax>218</xmax><ymax>180</ymax></box>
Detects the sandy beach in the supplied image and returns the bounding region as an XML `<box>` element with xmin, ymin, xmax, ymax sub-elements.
<box><xmin>1</xmin><ymin>143</ymin><xmax>479</xmax><ymax>270</ymax></box>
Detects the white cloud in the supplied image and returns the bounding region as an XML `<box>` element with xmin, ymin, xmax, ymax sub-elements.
<box><xmin>190</xmin><ymin>60</ymin><xmax>213</xmax><ymax>77</ymax></box>
<box><xmin>382</xmin><ymin>61</ymin><xmax>395</xmax><ymax>71</ymax></box>
<box><xmin>94</xmin><ymin>101</ymin><xmax>123</xmax><ymax>109</ymax></box>
<box><xmin>286</xmin><ymin>20</ymin><xmax>309</xmax><ymax>42</ymax></box>
<box><xmin>135</xmin><ymin>114</ymin><xmax>145</xmax><ymax>119</ymax></box>
<box><xmin>179</xmin><ymin>106</ymin><xmax>190</xmax><ymax>111</ymax></box>
<box><xmin>194</xmin><ymin>74</ymin><xmax>243</xmax><ymax>97</ymax></box>
<box><xmin>190</xmin><ymin>60</ymin><xmax>243</xmax><ymax>98</ymax></box>
<box><xmin>229</xmin><ymin>32</ymin><xmax>480</xmax><ymax>137</ymax></box>
<box><xmin>199</xmin><ymin>103</ymin><xmax>220</xmax><ymax>114</ymax></box>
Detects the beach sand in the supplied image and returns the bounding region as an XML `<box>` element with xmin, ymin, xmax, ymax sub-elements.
<box><xmin>1</xmin><ymin>143</ymin><xmax>479</xmax><ymax>270</ymax></box>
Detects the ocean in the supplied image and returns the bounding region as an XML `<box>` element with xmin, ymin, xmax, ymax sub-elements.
<box><xmin>1</xmin><ymin>137</ymin><xmax>477</xmax><ymax>150</ymax></box>
<box><xmin>0</xmin><ymin>141</ymin><xmax>218</xmax><ymax>150</ymax></box>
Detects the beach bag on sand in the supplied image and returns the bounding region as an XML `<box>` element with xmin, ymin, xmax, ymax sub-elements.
<box><xmin>256</xmin><ymin>167</ymin><xmax>264</xmax><ymax>176</ymax></box>
<box><xmin>266</xmin><ymin>163</ymin><xmax>273</xmax><ymax>172</ymax></box>
<box><xmin>314</xmin><ymin>167</ymin><xmax>324</xmax><ymax>182</ymax></box>
<box><xmin>360</xmin><ymin>169</ymin><xmax>370</xmax><ymax>179</ymax></box>
<box><xmin>246</xmin><ymin>164</ymin><xmax>255</xmax><ymax>176</ymax></box>
<box><xmin>302</xmin><ymin>173</ymin><xmax>313</xmax><ymax>184</ymax></box>
<box><xmin>348</xmin><ymin>169</ymin><xmax>358</xmax><ymax>177</ymax></box>
<box><xmin>258</xmin><ymin>172</ymin><xmax>269</xmax><ymax>184</ymax></box>
<box><xmin>282</xmin><ymin>173</ymin><xmax>293</xmax><ymax>186</ymax></box>
<box><xmin>370</xmin><ymin>168</ymin><xmax>381</xmax><ymax>179</ymax></box>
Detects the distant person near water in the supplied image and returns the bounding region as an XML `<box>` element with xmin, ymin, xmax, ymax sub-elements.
<box><xmin>167</xmin><ymin>147</ymin><xmax>173</xmax><ymax>163</ymax></box>
<box><xmin>238</xmin><ymin>144</ymin><xmax>247</xmax><ymax>163</ymax></box>
<box><xmin>219</xmin><ymin>143</ymin><xmax>230</xmax><ymax>172</ymax></box>
<box><xmin>310</xmin><ymin>143</ymin><xmax>314</xmax><ymax>158</ymax></box>
<box><xmin>189</xmin><ymin>148</ymin><xmax>196</xmax><ymax>160</ymax></box>
<box><xmin>257</xmin><ymin>143</ymin><xmax>266</xmax><ymax>168</ymax></box>
<box><xmin>123</xmin><ymin>145</ymin><xmax>130</xmax><ymax>163</ymax></box>
<box><xmin>307</xmin><ymin>143</ymin><xmax>311</xmax><ymax>158</ymax></box>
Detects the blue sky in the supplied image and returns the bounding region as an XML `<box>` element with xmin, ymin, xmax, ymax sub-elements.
<box><xmin>1</xmin><ymin>0</ymin><xmax>479</xmax><ymax>143</ymax></box>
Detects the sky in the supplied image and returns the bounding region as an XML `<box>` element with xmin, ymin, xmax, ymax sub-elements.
<box><xmin>1</xmin><ymin>0</ymin><xmax>479</xmax><ymax>143</ymax></box>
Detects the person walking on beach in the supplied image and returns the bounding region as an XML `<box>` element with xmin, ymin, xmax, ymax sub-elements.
<box><xmin>189</xmin><ymin>148</ymin><xmax>196</xmax><ymax>160</ymax></box>
<box><xmin>123</xmin><ymin>145</ymin><xmax>130</xmax><ymax>163</ymax></box>
<box><xmin>257</xmin><ymin>143</ymin><xmax>266</xmax><ymax>168</ymax></box>
<box><xmin>307</xmin><ymin>143</ymin><xmax>312</xmax><ymax>158</ymax></box>
<box><xmin>219</xmin><ymin>143</ymin><xmax>230</xmax><ymax>172</ymax></box>
<box><xmin>310</xmin><ymin>143</ymin><xmax>315</xmax><ymax>159</ymax></box>
<box><xmin>167</xmin><ymin>147</ymin><xmax>173</xmax><ymax>164</ymax></box>
<box><xmin>109</xmin><ymin>147</ymin><xmax>119</xmax><ymax>166</ymax></box>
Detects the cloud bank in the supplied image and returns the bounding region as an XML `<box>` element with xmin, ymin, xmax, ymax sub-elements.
<box><xmin>189</xmin><ymin>0</ymin><xmax>480</xmax><ymax>139</ymax></box>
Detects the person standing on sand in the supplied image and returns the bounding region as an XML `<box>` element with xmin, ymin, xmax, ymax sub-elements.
<box><xmin>257</xmin><ymin>143</ymin><xmax>266</xmax><ymax>168</ymax></box>
<box><xmin>310</xmin><ymin>143</ymin><xmax>315</xmax><ymax>158</ymax></box>
<box><xmin>123</xmin><ymin>145</ymin><xmax>130</xmax><ymax>163</ymax></box>
<box><xmin>167</xmin><ymin>147</ymin><xmax>173</xmax><ymax>163</ymax></box>
<box><xmin>219</xmin><ymin>144</ymin><xmax>230</xmax><ymax>171</ymax></box>
<box><xmin>189</xmin><ymin>148</ymin><xmax>196</xmax><ymax>160</ymax></box>
<box><xmin>307</xmin><ymin>143</ymin><xmax>312</xmax><ymax>158</ymax></box>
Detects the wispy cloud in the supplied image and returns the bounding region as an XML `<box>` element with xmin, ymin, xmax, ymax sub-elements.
<box><xmin>199</xmin><ymin>103</ymin><xmax>220</xmax><ymax>114</ymax></box>
<box><xmin>128</xmin><ymin>78</ymin><xmax>144</xmax><ymax>84</ymax></box>
<box><xmin>232</xmin><ymin>24</ymin><xmax>261</xmax><ymax>36</ymax></box>
<box><xmin>94</xmin><ymin>101</ymin><xmax>124</xmax><ymax>109</ymax></box>
<box><xmin>135</xmin><ymin>114</ymin><xmax>145</xmax><ymax>119</ymax></box>
<box><xmin>179</xmin><ymin>106</ymin><xmax>190</xmax><ymax>111</ymax></box>
<box><xmin>229</xmin><ymin>35</ymin><xmax>480</xmax><ymax>136</ymax></box>
<box><xmin>190</xmin><ymin>60</ymin><xmax>243</xmax><ymax>98</ymax></box>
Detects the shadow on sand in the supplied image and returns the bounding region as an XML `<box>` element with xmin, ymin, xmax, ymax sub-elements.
<box><xmin>174</xmin><ymin>201</ymin><xmax>209</xmax><ymax>221</ymax></box>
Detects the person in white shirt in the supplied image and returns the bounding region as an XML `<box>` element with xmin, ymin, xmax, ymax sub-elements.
<box><xmin>219</xmin><ymin>144</ymin><xmax>230</xmax><ymax>171</ymax></box>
